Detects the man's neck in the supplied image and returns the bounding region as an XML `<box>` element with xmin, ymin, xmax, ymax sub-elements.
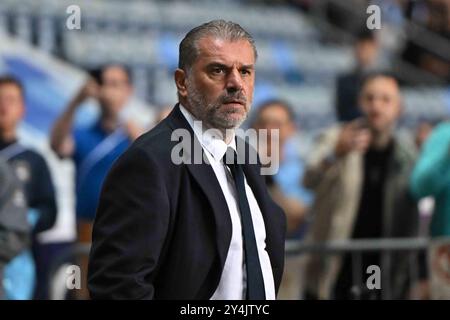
<box><xmin>0</xmin><ymin>130</ymin><xmax>17</xmax><ymax>144</ymax></box>
<box><xmin>217</xmin><ymin>127</ymin><xmax>235</xmax><ymax>145</ymax></box>
<box><xmin>100</xmin><ymin>112</ymin><xmax>119</xmax><ymax>133</ymax></box>
<box><xmin>371</xmin><ymin>128</ymin><xmax>393</xmax><ymax>150</ymax></box>
<box><xmin>195</xmin><ymin>120</ymin><xmax>236</xmax><ymax>145</ymax></box>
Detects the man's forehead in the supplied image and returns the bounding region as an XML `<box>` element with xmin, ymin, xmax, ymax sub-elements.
<box><xmin>196</xmin><ymin>36</ymin><xmax>255</xmax><ymax>64</ymax></box>
<box><xmin>363</xmin><ymin>78</ymin><xmax>400</xmax><ymax>96</ymax></box>
<box><xmin>262</xmin><ymin>105</ymin><xmax>288</xmax><ymax>117</ymax></box>
<box><xmin>0</xmin><ymin>84</ymin><xmax>22</xmax><ymax>94</ymax></box>
<box><xmin>103</xmin><ymin>67</ymin><xmax>127</xmax><ymax>79</ymax></box>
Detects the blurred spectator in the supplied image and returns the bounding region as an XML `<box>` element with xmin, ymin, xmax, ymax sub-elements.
<box><xmin>50</xmin><ymin>64</ymin><xmax>145</xmax><ymax>299</ymax></box>
<box><xmin>407</xmin><ymin>0</ymin><xmax>450</xmax><ymax>35</ymax></box>
<box><xmin>410</xmin><ymin>121</ymin><xmax>450</xmax><ymax>238</ymax></box>
<box><xmin>155</xmin><ymin>106</ymin><xmax>174</xmax><ymax>124</ymax></box>
<box><xmin>323</xmin><ymin>0</ymin><xmax>368</xmax><ymax>36</ymax></box>
<box><xmin>413</xmin><ymin>118</ymin><xmax>444</xmax><ymax>237</ymax></box>
<box><xmin>303</xmin><ymin>72</ymin><xmax>421</xmax><ymax>300</ymax></box>
<box><xmin>415</xmin><ymin>119</ymin><xmax>436</xmax><ymax>149</ymax></box>
<box><xmin>251</xmin><ymin>99</ymin><xmax>314</xmax><ymax>300</ymax></box>
<box><xmin>0</xmin><ymin>159</ymin><xmax>30</xmax><ymax>300</ymax></box>
<box><xmin>335</xmin><ymin>30</ymin><xmax>380</xmax><ymax>122</ymax></box>
<box><xmin>252</xmin><ymin>99</ymin><xmax>313</xmax><ymax>238</ymax></box>
<box><xmin>410</xmin><ymin>120</ymin><xmax>450</xmax><ymax>299</ymax></box>
<box><xmin>289</xmin><ymin>0</ymin><xmax>313</xmax><ymax>11</ymax></box>
<box><xmin>0</xmin><ymin>76</ymin><xmax>57</xmax><ymax>299</ymax></box>
<box><xmin>402</xmin><ymin>0</ymin><xmax>450</xmax><ymax>83</ymax></box>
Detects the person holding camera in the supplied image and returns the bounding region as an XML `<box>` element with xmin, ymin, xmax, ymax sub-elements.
<box><xmin>303</xmin><ymin>72</ymin><xmax>421</xmax><ymax>300</ymax></box>
<box><xmin>50</xmin><ymin>64</ymin><xmax>146</xmax><ymax>299</ymax></box>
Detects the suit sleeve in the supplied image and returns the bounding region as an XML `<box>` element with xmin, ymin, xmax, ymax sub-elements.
<box><xmin>88</xmin><ymin>146</ymin><xmax>170</xmax><ymax>299</ymax></box>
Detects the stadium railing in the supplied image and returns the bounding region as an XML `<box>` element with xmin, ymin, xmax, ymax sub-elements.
<box><xmin>47</xmin><ymin>238</ymin><xmax>433</xmax><ymax>300</ymax></box>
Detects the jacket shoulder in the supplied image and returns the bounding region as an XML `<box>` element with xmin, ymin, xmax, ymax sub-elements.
<box><xmin>393</xmin><ymin>133</ymin><xmax>418</xmax><ymax>165</ymax></box>
<box><xmin>315</xmin><ymin>125</ymin><xmax>342</xmax><ymax>144</ymax></box>
<box><xmin>128</xmin><ymin>121</ymin><xmax>178</xmax><ymax>164</ymax></box>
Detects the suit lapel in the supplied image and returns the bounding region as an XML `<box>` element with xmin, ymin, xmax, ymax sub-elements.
<box><xmin>185</xmin><ymin>162</ymin><xmax>232</xmax><ymax>268</ymax></box>
<box><xmin>167</xmin><ymin>104</ymin><xmax>232</xmax><ymax>270</ymax></box>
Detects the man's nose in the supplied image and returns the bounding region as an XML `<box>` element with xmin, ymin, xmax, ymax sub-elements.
<box><xmin>226</xmin><ymin>68</ymin><xmax>243</xmax><ymax>93</ymax></box>
<box><xmin>371</xmin><ymin>98</ymin><xmax>385</xmax><ymax>112</ymax></box>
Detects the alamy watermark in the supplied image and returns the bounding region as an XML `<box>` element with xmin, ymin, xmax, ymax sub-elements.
<box><xmin>64</xmin><ymin>4</ymin><xmax>382</xmax><ymax>31</ymax></box>
<box><xmin>366</xmin><ymin>264</ymin><xmax>381</xmax><ymax>290</ymax></box>
<box><xmin>66</xmin><ymin>265</ymin><xmax>81</xmax><ymax>290</ymax></box>
<box><xmin>66</xmin><ymin>5</ymin><xmax>81</xmax><ymax>30</ymax></box>
<box><xmin>170</xmin><ymin>121</ymin><xmax>280</xmax><ymax>175</ymax></box>
<box><xmin>367</xmin><ymin>5</ymin><xmax>381</xmax><ymax>30</ymax></box>
<box><xmin>64</xmin><ymin>263</ymin><xmax>382</xmax><ymax>291</ymax></box>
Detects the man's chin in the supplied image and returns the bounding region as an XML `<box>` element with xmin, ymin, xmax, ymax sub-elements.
<box><xmin>370</xmin><ymin>123</ymin><xmax>390</xmax><ymax>133</ymax></box>
<box><xmin>211</xmin><ymin>117</ymin><xmax>245</xmax><ymax>130</ymax></box>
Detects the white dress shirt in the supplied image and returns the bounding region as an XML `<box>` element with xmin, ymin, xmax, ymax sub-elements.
<box><xmin>179</xmin><ymin>105</ymin><xmax>275</xmax><ymax>300</ymax></box>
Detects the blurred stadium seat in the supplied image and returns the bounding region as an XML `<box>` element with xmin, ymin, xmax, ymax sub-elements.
<box><xmin>0</xmin><ymin>0</ymin><xmax>448</xmax><ymax>132</ymax></box>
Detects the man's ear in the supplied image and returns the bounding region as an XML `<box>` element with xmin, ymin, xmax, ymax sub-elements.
<box><xmin>174</xmin><ymin>69</ymin><xmax>188</xmax><ymax>99</ymax></box>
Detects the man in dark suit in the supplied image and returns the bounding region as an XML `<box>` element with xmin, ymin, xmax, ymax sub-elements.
<box><xmin>88</xmin><ymin>20</ymin><xmax>286</xmax><ymax>300</ymax></box>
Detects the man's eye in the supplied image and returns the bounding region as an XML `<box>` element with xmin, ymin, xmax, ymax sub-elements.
<box><xmin>365</xmin><ymin>94</ymin><xmax>374</xmax><ymax>102</ymax></box>
<box><xmin>212</xmin><ymin>68</ymin><xmax>224</xmax><ymax>74</ymax></box>
<box><xmin>241</xmin><ymin>69</ymin><xmax>251</xmax><ymax>75</ymax></box>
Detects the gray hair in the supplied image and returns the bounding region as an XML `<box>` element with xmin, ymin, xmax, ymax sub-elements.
<box><xmin>178</xmin><ymin>20</ymin><xmax>258</xmax><ymax>71</ymax></box>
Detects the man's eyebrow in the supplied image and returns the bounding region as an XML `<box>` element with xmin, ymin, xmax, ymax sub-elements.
<box><xmin>206</xmin><ymin>62</ymin><xmax>228</xmax><ymax>69</ymax></box>
<box><xmin>241</xmin><ymin>64</ymin><xmax>255</xmax><ymax>70</ymax></box>
<box><xmin>205</xmin><ymin>63</ymin><xmax>255</xmax><ymax>69</ymax></box>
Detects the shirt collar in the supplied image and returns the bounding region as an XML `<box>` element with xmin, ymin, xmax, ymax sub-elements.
<box><xmin>179</xmin><ymin>104</ymin><xmax>236</xmax><ymax>161</ymax></box>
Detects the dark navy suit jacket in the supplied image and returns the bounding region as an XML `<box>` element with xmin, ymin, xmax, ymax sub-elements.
<box><xmin>88</xmin><ymin>104</ymin><xmax>286</xmax><ymax>299</ymax></box>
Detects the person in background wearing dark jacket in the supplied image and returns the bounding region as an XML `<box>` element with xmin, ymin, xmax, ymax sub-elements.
<box><xmin>335</xmin><ymin>30</ymin><xmax>380</xmax><ymax>122</ymax></box>
<box><xmin>0</xmin><ymin>159</ymin><xmax>30</xmax><ymax>300</ymax></box>
<box><xmin>0</xmin><ymin>76</ymin><xmax>57</xmax><ymax>299</ymax></box>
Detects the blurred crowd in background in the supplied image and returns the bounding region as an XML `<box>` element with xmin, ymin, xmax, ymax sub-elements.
<box><xmin>0</xmin><ymin>0</ymin><xmax>449</xmax><ymax>300</ymax></box>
